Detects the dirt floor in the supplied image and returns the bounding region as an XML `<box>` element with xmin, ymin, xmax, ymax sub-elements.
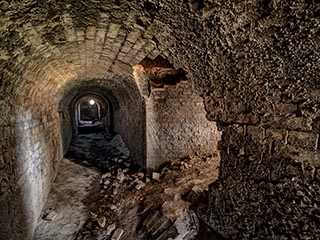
<box><xmin>34</xmin><ymin>132</ymin><xmax>226</xmax><ymax>240</ymax></box>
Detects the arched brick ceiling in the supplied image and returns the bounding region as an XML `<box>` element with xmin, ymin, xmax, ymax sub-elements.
<box><xmin>0</xmin><ymin>1</ymin><xmax>164</xmax><ymax>110</ymax></box>
<box><xmin>0</xmin><ymin>0</ymin><xmax>318</xmax><ymax>113</ymax></box>
<box><xmin>0</xmin><ymin>0</ymin><xmax>318</xmax><ymax>140</ymax></box>
<box><xmin>58</xmin><ymin>75</ymin><xmax>141</xmax><ymax>112</ymax></box>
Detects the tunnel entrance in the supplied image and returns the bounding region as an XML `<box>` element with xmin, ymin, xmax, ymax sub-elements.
<box><xmin>63</xmin><ymin>91</ymin><xmax>139</xmax><ymax>171</ymax></box>
<box><xmin>58</xmin><ymin>82</ymin><xmax>147</xmax><ymax>167</ymax></box>
<box><xmin>79</xmin><ymin>100</ymin><xmax>99</xmax><ymax>122</ymax></box>
<box><xmin>79</xmin><ymin>100</ymin><xmax>100</xmax><ymax>122</ymax></box>
<box><xmin>74</xmin><ymin>95</ymin><xmax>109</xmax><ymax>134</ymax></box>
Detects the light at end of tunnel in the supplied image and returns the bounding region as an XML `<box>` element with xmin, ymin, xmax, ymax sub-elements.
<box><xmin>89</xmin><ymin>99</ymin><xmax>95</xmax><ymax>105</ymax></box>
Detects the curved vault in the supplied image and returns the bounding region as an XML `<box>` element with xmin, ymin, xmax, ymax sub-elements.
<box><xmin>0</xmin><ymin>5</ymin><xmax>216</xmax><ymax>238</ymax></box>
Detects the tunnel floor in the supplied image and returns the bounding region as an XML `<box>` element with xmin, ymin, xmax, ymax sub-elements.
<box><xmin>34</xmin><ymin>132</ymin><xmax>226</xmax><ymax>240</ymax></box>
<box><xmin>33</xmin><ymin>132</ymin><xmax>135</xmax><ymax>240</ymax></box>
<box><xmin>33</xmin><ymin>158</ymin><xmax>100</xmax><ymax>240</ymax></box>
<box><xmin>64</xmin><ymin>132</ymin><xmax>136</xmax><ymax>171</ymax></box>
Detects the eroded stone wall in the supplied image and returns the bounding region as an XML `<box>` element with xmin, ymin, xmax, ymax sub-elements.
<box><xmin>146</xmin><ymin>81</ymin><xmax>221</xmax><ymax>169</ymax></box>
<box><xmin>197</xmin><ymin>1</ymin><xmax>320</xmax><ymax>239</ymax></box>
<box><xmin>207</xmin><ymin>124</ymin><xmax>320</xmax><ymax>239</ymax></box>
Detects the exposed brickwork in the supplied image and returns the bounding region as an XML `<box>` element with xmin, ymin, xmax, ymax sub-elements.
<box><xmin>146</xmin><ymin>81</ymin><xmax>221</xmax><ymax>169</ymax></box>
<box><xmin>0</xmin><ymin>102</ymin><xmax>62</xmax><ymax>239</ymax></box>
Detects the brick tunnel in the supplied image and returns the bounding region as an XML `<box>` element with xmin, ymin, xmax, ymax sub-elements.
<box><xmin>0</xmin><ymin>1</ymin><xmax>319</xmax><ymax>240</ymax></box>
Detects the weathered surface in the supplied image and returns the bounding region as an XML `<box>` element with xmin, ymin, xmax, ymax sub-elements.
<box><xmin>0</xmin><ymin>0</ymin><xmax>319</xmax><ymax>239</ymax></box>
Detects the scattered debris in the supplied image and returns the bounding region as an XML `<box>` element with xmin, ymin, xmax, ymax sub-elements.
<box><xmin>106</xmin><ymin>223</ymin><xmax>116</xmax><ymax>236</ymax></box>
<box><xmin>152</xmin><ymin>172</ymin><xmax>161</xmax><ymax>181</ymax></box>
<box><xmin>173</xmin><ymin>210</ymin><xmax>199</xmax><ymax>240</ymax></box>
<box><xmin>97</xmin><ymin>216</ymin><xmax>106</xmax><ymax>228</ymax></box>
<box><xmin>110</xmin><ymin>205</ymin><xmax>117</xmax><ymax>211</ymax></box>
<box><xmin>116</xmin><ymin>170</ymin><xmax>125</xmax><ymax>183</ymax></box>
<box><xmin>102</xmin><ymin>173</ymin><xmax>112</xmax><ymax>179</ymax></box>
<box><xmin>51</xmin><ymin>132</ymin><xmax>223</xmax><ymax>240</ymax></box>
<box><xmin>104</xmin><ymin>179</ymin><xmax>111</xmax><ymax>185</ymax></box>
<box><xmin>137</xmin><ymin>172</ymin><xmax>144</xmax><ymax>179</ymax></box>
<box><xmin>43</xmin><ymin>210</ymin><xmax>57</xmax><ymax>221</ymax></box>
<box><xmin>76</xmin><ymin>153</ymin><xmax>223</xmax><ymax>240</ymax></box>
<box><xmin>135</xmin><ymin>181</ymin><xmax>146</xmax><ymax>190</ymax></box>
<box><xmin>111</xmin><ymin>228</ymin><xmax>124</xmax><ymax>240</ymax></box>
<box><xmin>65</xmin><ymin>133</ymin><xmax>134</xmax><ymax>171</ymax></box>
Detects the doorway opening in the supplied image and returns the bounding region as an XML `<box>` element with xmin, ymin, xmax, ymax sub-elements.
<box><xmin>74</xmin><ymin>95</ymin><xmax>110</xmax><ymax>134</ymax></box>
<box><xmin>77</xmin><ymin>98</ymin><xmax>102</xmax><ymax>133</ymax></box>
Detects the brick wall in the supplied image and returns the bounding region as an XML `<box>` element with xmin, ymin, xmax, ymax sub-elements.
<box><xmin>146</xmin><ymin>81</ymin><xmax>221</xmax><ymax>169</ymax></box>
<box><xmin>112</xmin><ymin>93</ymin><xmax>146</xmax><ymax>167</ymax></box>
<box><xmin>0</xmin><ymin>101</ymin><xmax>63</xmax><ymax>240</ymax></box>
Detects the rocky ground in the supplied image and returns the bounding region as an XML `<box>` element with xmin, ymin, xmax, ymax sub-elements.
<box><xmin>35</xmin><ymin>132</ymin><xmax>226</xmax><ymax>240</ymax></box>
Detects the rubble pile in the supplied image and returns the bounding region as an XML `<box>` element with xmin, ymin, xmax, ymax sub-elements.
<box><xmin>76</xmin><ymin>154</ymin><xmax>226</xmax><ymax>240</ymax></box>
<box><xmin>40</xmin><ymin>132</ymin><xmax>225</xmax><ymax>240</ymax></box>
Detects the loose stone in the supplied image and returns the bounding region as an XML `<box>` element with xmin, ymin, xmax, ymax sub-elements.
<box><xmin>111</xmin><ymin>228</ymin><xmax>124</xmax><ymax>240</ymax></box>
<box><xmin>43</xmin><ymin>210</ymin><xmax>57</xmax><ymax>221</ymax></box>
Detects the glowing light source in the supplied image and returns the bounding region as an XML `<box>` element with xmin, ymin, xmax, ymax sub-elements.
<box><xmin>89</xmin><ymin>99</ymin><xmax>95</xmax><ymax>105</ymax></box>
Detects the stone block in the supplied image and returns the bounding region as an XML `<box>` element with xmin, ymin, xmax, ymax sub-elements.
<box><xmin>173</xmin><ymin>210</ymin><xmax>199</xmax><ymax>240</ymax></box>
<box><xmin>86</xmin><ymin>26</ymin><xmax>96</xmax><ymax>39</ymax></box>
<box><xmin>96</xmin><ymin>29</ymin><xmax>106</xmax><ymax>44</ymax></box>
<box><xmin>106</xmin><ymin>223</ymin><xmax>116</xmax><ymax>235</ymax></box>
<box><xmin>288</xmin><ymin>131</ymin><xmax>317</xmax><ymax>150</ymax></box>
<box><xmin>111</xmin><ymin>228</ymin><xmax>124</xmax><ymax>240</ymax></box>
<box><xmin>135</xmin><ymin>180</ymin><xmax>146</xmax><ymax>190</ymax></box>
<box><xmin>152</xmin><ymin>172</ymin><xmax>161</xmax><ymax>181</ymax></box>
<box><xmin>98</xmin><ymin>216</ymin><xmax>107</xmax><ymax>228</ymax></box>
<box><xmin>143</xmin><ymin>210</ymin><xmax>162</xmax><ymax>230</ymax></box>
<box><xmin>127</xmin><ymin>30</ymin><xmax>141</xmax><ymax>43</ymax></box>
<box><xmin>43</xmin><ymin>210</ymin><xmax>57</xmax><ymax>221</ymax></box>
